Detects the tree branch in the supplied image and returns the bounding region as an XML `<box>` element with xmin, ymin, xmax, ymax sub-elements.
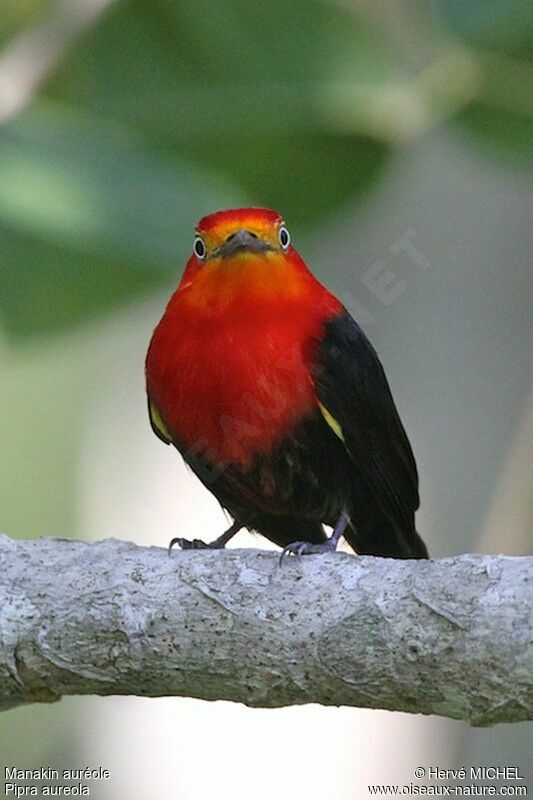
<box><xmin>0</xmin><ymin>534</ymin><xmax>531</xmax><ymax>725</ymax></box>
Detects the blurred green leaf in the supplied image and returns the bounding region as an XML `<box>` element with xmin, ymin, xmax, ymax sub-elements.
<box><xmin>50</xmin><ymin>0</ymin><xmax>397</xmax><ymax>113</ymax></box>
<box><xmin>0</xmin><ymin>104</ymin><xmax>244</xmax><ymax>264</ymax></box>
<box><xmin>459</xmin><ymin>52</ymin><xmax>533</xmax><ymax>164</ymax></box>
<box><xmin>436</xmin><ymin>0</ymin><xmax>532</xmax><ymax>58</ymax></box>
<box><xmin>435</xmin><ymin>0</ymin><xmax>532</xmax><ymax>163</ymax></box>
<box><xmin>457</xmin><ymin>102</ymin><xmax>532</xmax><ymax>164</ymax></box>
<box><xmin>183</xmin><ymin>133</ymin><xmax>386</xmax><ymax>226</ymax></box>
<box><xmin>0</xmin><ymin>223</ymin><xmax>164</xmax><ymax>338</ymax></box>
<box><xmin>45</xmin><ymin>0</ymin><xmax>393</xmax><ymax>225</ymax></box>
<box><xmin>0</xmin><ymin>103</ymin><xmax>246</xmax><ymax>337</ymax></box>
<box><xmin>0</xmin><ymin>0</ymin><xmax>54</xmax><ymax>49</ymax></box>
<box><xmin>0</xmin><ymin>0</ymin><xmax>396</xmax><ymax>339</ymax></box>
<box><xmin>3</xmin><ymin>0</ymin><xmax>529</xmax><ymax>340</ymax></box>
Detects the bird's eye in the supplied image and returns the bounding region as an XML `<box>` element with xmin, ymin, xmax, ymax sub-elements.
<box><xmin>193</xmin><ymin>235</ymin><xmax>206</xmax><ymax>260</ymax></box>
<box><xmin>278</xmin><ymin>225</ymin><xmax>291</xmax><ymax>250</ymax></box>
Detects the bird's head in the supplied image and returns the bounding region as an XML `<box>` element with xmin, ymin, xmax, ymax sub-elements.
<box><xmin>193</xmin><ymin>207</ymin><xmax>291</xmax><ymax>262</ymax></box>
<box><xmin>176</xmin><ymin>208</ymin><xmax>316</xmax><ymax>312</ymax></box>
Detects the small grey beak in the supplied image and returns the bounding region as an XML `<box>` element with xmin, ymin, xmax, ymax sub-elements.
<box><xmin>217</xmin><ymin>229</ymin><xmax>274</xmax><ymax>258</ymax></box>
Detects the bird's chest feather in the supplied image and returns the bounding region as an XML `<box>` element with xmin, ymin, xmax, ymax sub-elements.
<box><xmin>147</xmin><ymin>309</ymin><xmax>332</xmax><ymax>466</ymax></box>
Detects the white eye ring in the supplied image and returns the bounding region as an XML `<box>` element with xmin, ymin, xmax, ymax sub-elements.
<box><xmin>278</xmin><ymin>225</ymin><xmax>291</xmax><ymax>250</ymax></box>
<box><xmin>193</xmin><ymin>235</ymin><xmax>206</xmax><ymax>260</ymax></box>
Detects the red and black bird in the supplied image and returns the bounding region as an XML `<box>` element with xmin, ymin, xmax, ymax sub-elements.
<box><xmin>145</xmin><ymin>208</ymin><xmax>428</xmax><ymax>559</ymax></box>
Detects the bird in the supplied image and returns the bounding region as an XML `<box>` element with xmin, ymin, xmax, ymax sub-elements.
<box><xmin>145</xmin><ymin>207</ymin><xmax>428</xmax><ymax>560</ymax></box>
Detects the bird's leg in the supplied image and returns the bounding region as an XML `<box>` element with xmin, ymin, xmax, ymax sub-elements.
<box><xmin>280</xmin><ymin>513</ymin><xmax>349</xmax><ymax>563</ymax></box>
<box><xmin>168</xmin><ymin>519</ymin><xmax>243</xmax><ymax>554</ymax></box>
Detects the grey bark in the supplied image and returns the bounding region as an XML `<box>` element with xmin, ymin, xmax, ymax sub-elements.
<box><xmin>0</xmin><ymin>534</ymin><xmax>531</xmax><ymax>725</ymax></box>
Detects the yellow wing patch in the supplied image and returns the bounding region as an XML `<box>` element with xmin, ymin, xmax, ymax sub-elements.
<box><xmin>318</xmin><ymin>402</ymin><xmax>344</xmax><ymax>442</ymax></box>
<box><xmin>148</xmin><ymin>399</ymin><xmax>173</xmax><ymax>445</ymax></box>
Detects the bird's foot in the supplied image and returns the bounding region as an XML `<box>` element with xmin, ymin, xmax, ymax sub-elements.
<box><xmin>280</xmin><ymin>513</ymin><xmax>349</xmax><ymax>564</ymax></box>
<box><xmin>168</xmin><ymin>520</ymin><xmax>245</xmax><ymax>555</ymax></box>
<box><xmin>279</xmin><ymin>539</ymin><xmax>336</xmax><ymax>564</ymax></box>
<box><xmin>168</xmin><ymin>537</ymin><xmax>226</xmax><ymax>554</ymax></box>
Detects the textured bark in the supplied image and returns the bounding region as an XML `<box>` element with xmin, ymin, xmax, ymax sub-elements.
<box><xmin>0</xmin><ymin>534</ymin><xmax>531</xmax><ymax>725</ymax></box>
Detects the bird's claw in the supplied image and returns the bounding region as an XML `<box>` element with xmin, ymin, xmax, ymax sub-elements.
<box><xmin>168</xmin><ymin>537</ymin><xmax>213</xmax><ymax>554</ymax></box>
<box><xmin>279</xmin><ymin>539</ymin><xmax>335</xmax><ymax>564</ymax></box>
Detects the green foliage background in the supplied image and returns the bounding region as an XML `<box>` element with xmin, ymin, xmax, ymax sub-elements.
<box><xmin>1</xmin><ymin>0</ymin><xmax>530</xmax><ymax>338</ymax></box>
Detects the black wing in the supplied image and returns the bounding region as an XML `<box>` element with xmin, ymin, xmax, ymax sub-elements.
<box><xmin>312</xmin><ymin>309</ymin><xmax>419</xmax><ymax>533</ymax></box>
